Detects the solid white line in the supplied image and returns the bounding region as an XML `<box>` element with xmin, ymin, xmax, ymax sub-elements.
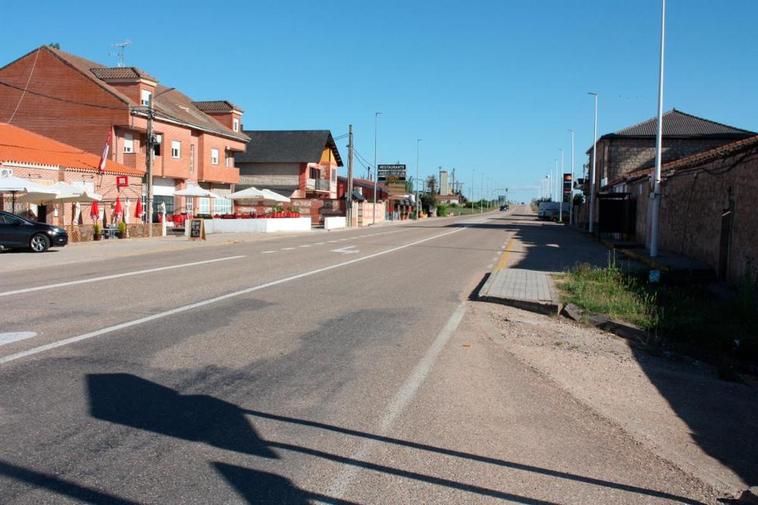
<box><xmin>326</xmin><ymin>302</ymin><xmax>468</xmax><ymax>498</ymax></box>
<box><xmin>0</xmin><ymin>227</ymin><xmax>464</xmax><ymax>366</ymax></box>
<box><xmin>0</xmin><ymin>256</ymin><xmax>246</xmax><ymax>298</ymax></box>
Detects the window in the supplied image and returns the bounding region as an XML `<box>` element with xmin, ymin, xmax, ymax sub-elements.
<box><xmin>140</xmin><ymin>89</ymin><xmax>152</xmax><ymax>106</ymax></box>
<box><xmin>215</xmin><ymin>197</ymin><xmax>232</xmax><ymax>214</ymax></box>
<box><xmin>225</xmin><ymin>151</ymin><xmax>234</xmax><ymax>168</ymax></box>
<box><xmin>152</xmin><ymin>134</ymin><xmax>162</xmax><ymax>156</ymax></box>
<box><xmin>211</xmin><ymin>148</ymin><xmax>219</xmax><ymax>165</ymax></box>
<box><xmin>123</xmin><ymin>133</ymin><xmax>134</xmax><ymax>154</ymax></box>
<box><xmin>309</xmin><ymin>167</ymin><xmax>320</xmax><ymax>179</ymax></box>
<box><xmin>171</xmin><ymin>140</ymin><xmax>181</xmax><ymax>159</ymax></box>
<box><xmin>232</xmin><ymin>118</ymin><xmax>239</xmax><ymax>132</ymax></box>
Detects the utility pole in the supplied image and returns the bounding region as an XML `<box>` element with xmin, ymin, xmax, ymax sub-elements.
<box><xmin>372</xmin><ymin>112</ymin><xmax>382</xmax><ymax>225</ymax></box>
<box><xmin>471</xmin><ymin>169</ymin><xmax>475</xmax><ymax>210</ymax></box>
<box><xmin>650</xmin><ymin>0</ymin><xmax>666</xmax><ymax>258</ymax></box>
<box><xmin>569</xmin><ymin>129</ymin><xmax>575</xmax><ymax>226</ymax></box>
<box><xmin>588</xmin><ymin>92</ymin><xmax>599</xmax><ymax>234</ymax></box>
<box><xmin>347</xmin><ymin>124</ymin><xmax>354</xmax><ymax>227</ymax></box>
<box><xmin>146</xmin><ymin>94</ymin><xmax>154</xmax><ymax>236</ymax></box>
<box><xmin>415</xmin><ymin>138</ymin><xmax>422</xmax><ymax>219</ymax></box>
<box><xmin>480</xmin><ymin>173</ymin><xmax>484</xmax><ymax>214</ymax></box>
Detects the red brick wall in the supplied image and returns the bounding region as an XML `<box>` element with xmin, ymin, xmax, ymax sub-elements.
<box><xmin>0</xmin><ymin>47</ymin><xmax>130</xmax><ymax>155</ymax></box>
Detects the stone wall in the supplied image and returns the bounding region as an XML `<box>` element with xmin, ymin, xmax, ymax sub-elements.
<box><xmin>628</xmin><ymin>147</ymin><xmax>758</xmax><ymax>283</ymax></box>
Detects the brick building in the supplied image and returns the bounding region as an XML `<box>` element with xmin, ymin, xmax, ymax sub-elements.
<box><xmin>0</xmin><ymin>45</ymin><xmax>249</xmax><ymax>218</ymax></box>
<box><xmin>0</xmin><ymin>122</ymin><xmax>142</xmax><ymax>226</ymax></box>
<box><xmin>620</xmin><ymin>135</ymin><xmax>758</xmax><ymax>283</ymax></box>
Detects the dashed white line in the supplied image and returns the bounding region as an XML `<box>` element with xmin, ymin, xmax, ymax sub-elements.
<box><xmin>0</xmin><ymin>256</ymin><xmax>246</xmax><ymax>298</ymax></box>
<box><xmin>282</xmin><ymin>247</ymin><xmax>296</xmax><ymax>251</ymax></box>
<box><xmin>0</xmin><ymin>332</ymin><xmax>37</xmax><ymax>346</ymax></box>
<box><xmin>261</xmin><ymin>251</ymin><xmax>276</xmax><ymax>254</ymax></box>
<box><xmin>0</xmin><ymin>227</ymin><xmax>465</xmax><ymax>366</ymax></box>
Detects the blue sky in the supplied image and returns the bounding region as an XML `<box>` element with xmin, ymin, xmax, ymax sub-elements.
<box><xmin>2</xmin><ymin>0</ymin><xmax>757</xmax><ymax>202</ymax></box>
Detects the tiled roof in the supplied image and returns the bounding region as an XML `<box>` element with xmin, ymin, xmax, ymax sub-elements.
<box><xmin>612</xmin><ymin>109</ymin><xmax>754</xmax><ymax>138</ymax></box>
<box><xmin>0</xmin><ymin>123</ymin><xmax>142</xmax><ymax>175</ymax></box>
<box><xmin>192</xmin><ymin>100</ymin><xmax>243</xmax><ymax>113</ymax></box>
<box><xmin>623</xmin><ymin>134</ymin><xmax>758</xmax><ymax>184</ymax></box>
<box><xmin>90</xmin><ymin>66</ymin><xmax>156</xmax><ymax>82</ymax></box>
<box><xmin>43</xmin><ymin>46</ymin><xmax>248</xmax><ymax>142</ymax></box>
<box><xmin>237</xmin><ymin>130</ymin><xmax>343</xmax><ymax>166</ymax></box>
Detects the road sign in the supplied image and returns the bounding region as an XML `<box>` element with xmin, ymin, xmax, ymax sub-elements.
<box><xmin>378</xmin><ymin>164</ymin><xmax>406</xmax><ymax>181</ymax></box>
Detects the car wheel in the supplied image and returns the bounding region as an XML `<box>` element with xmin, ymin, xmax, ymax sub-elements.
<box><xmin>30</xmin><ymin>233</ymin><xmax>50</xmax><ymax>253</ymax></box>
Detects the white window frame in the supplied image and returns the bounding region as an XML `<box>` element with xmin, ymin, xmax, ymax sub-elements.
<box><xmin>140</xmin><ymin>89</ymin><xmax>152</xmax><ymax>106</ymax></box>
<box><xmin>171</xmin><ymin>140</ymin><xmax>181</xmax><ymax>159</ymax></box>
<box><xmin>123</xmin><ymin>132</ymin><xmax>134</xmax><ymax>154</ymax></box>
<box><xmin>211</xmin><ymin>148</ymin><xmax>219</xmax><ymax>165</ymax></box>
<box><xmin>225</xmin><ymin>151</ymin><xmax>233</xmax><ymax>168</ymax></box>
<box><xmin>232</xmin><ymin>118</ymin><xmax>239</xmax><ymax>132</ymax></box>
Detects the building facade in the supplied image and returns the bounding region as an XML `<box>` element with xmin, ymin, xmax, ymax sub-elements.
<box><xmin>0</xmin><ymin>45</ymin><xmax>249</xmax><ymax>218</ymax></box>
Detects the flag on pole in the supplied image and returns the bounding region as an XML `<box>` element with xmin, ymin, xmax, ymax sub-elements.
<box><xmin>97</xmin><ymin>130</ymin><xmax>112</xmax><ymax>173</ymax></box>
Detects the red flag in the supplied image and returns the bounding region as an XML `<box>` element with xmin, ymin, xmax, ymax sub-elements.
<box><xmin>90</xmin><ymin>200</ymin><xmax>99</xmax><ymax>219</ymax></box>
<box><xmin>134</xmin><ymin>198</ymin><xmax>143</xmax><ymax>219</ymax></box>
<box><xmin>114</xmin><ymin>196</ymin><xmax>123</xmax><ymax>216</ymax></box>
<box><xmin>97</xmin><ymin>130</ymin><xmax>112</xmax><ymax>173</ymax></box>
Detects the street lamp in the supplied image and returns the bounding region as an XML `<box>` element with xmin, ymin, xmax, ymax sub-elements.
<box><xmin>558</xmin><ymin>148</ymin><xmax>564</xmax><ymax>223</ymax></box>
<box><xmin>372</xmin><ymin>112</ymin><xmax>382</xmax><ymax>225</ymax></box>
<box><xmin>415</xmin><ymin>138</ymin><xmax>422</xmax><ymax>219</ymax></box>
<box><xmin>588</xmin><ymin>91</ymin><xmax>599</xmax><ymax>233</ymax></box>
<box><xmin>569</xmin><ymin>129</ymin><xmax>575</xmax><ymax>225</ymax></box>
<box><xmin>650</xmin><ymin>0</ymin><xmax>666</xmax><ymax>258</ymax></box>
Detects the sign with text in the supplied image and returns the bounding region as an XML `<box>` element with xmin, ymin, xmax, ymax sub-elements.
<box><xmin>377</xmin><ymin>164</ymin><xmax>406</xmax><ymax>182</ymax></box>
<box><xmin>189</xmin><ymin>218</ymin><xmax>205</xmax><ymax>240</ymax></box>
<box><xmin>116</xmin><ymin>176</ymin><xmax>128</xmax><ymax>189</ymax></box>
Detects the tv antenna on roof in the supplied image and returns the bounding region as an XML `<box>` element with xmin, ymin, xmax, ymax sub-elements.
<box><xmin>112</xmin><ymin>40</ymin><xmax>131</xmax><ymax>67</ymax></box>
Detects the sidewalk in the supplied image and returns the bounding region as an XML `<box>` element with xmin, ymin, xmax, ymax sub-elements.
<box><xmin>477</xmin><ymin>206</ymin><xmax>616</xmax><ymax>315</ymax></box>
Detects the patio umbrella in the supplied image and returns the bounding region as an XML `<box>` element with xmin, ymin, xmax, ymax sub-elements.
<box><xmin>113</xmin><ymin>196</ymin><xmax>123</xmax><ymax>219</ymax></box>
<box><xmin>174</xmin><ymin>183</ymin><xmax>220</xmax><ymax>198</ymax></box>
<box><xmin>260</xmin><ymin>188</ymin><xmax>291</xmax><ymax>203</ymax></box>
<box><xmin>0</xmin><ymin>174</ymin><xmax>59</xmax><ymax>211</ymax></box>
<box><xmin>134</xmin><ymin>198</ymin><xmax>143</xmax><ymax>219</ymax></box>
<box><xmin>229</xmin><ymin>186</ymin><xmax>268</xmax><ymax>200</ymax></box>
<box><xmin>46</xmin><ymin>182</ymin><xmax>102</xmax><ymax>203</ymax></box>
<box><xmin>90</xmin><ymin>200</ymin><xmax>100</xmax><ymax>221</ymax></box>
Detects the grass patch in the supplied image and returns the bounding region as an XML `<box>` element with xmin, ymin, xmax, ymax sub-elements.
<box><xmin>558</xmin><ymin>263</ymin><xmax>758</xmax><ymax>366</ymax></box>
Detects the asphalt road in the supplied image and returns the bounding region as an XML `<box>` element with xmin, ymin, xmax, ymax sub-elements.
<box><xmin>0</xmin><ymin>209</ymin><xmax>718</xmax><ymax>504</ymax></box>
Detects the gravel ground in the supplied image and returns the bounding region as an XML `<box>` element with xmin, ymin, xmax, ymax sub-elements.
<box><xmin>481</xmin><ymin>301</ymin><xmax>757</xmax><ymax>502</ymax></box>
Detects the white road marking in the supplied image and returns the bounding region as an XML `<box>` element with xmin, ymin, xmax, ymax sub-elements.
<box><xmin>487</xmin><ymin>263</ymin><xmax>494</xmax><ymax>269</ymax></box>
<box><xmin>0</xmin><ymin>332</ymin><xmax>37</xmax><ymax>346</ymax></box>
<box><xmin>314</xmin><ymin>242</ymin><xmax>325</xmax><ymax>245</ymax></box>
<box><xmin>281</xmin><ymin>247</ymin><xmax>296</xmax><ymax>251</ymax></box>
<box><xmin>325</xmin><ymin>302</ymin><xmax>468</xmax><ymax>498</ymax></box>
<box><xmin>299</xmin><ymin>244</ymin><xmax>311</xmax><ymax>248</ymax></box>
<box><xmin>0</xmin><ymin>256</ymin><xmax>246</xmax><ymax>298</ymax></box>
<box><xmin>0</xmin><ymin>227</ymin><xmax>464</xmax><ymax>366</ymax></box>
<box><xmin>331</xmin><ymin>245</ymin><xmax>359</xmax><ymax>255</ymax></box>
<box><xmin>261</xmin><ymin>251</ymin><xmax>276</xmax><ymax>254</ymax></box>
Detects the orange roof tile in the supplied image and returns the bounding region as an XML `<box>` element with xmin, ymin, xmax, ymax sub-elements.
<box><xmin>0</xmin><ymin>123</ymin><xmax>142</xmax><ymax>176</ymax></box>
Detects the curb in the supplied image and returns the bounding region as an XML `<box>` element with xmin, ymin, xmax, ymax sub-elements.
<box><xmin>598</xmin><ymin>238</ymin><xmax>670</xmax><ymax>272</ymax></box>
<box><xmin>477</xmin><ymin>293</ymin><xmax>561</xmax><ymax>316</ymax></box>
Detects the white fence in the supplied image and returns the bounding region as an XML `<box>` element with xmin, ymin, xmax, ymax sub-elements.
<box><xmin>324</xmin><ymin>216</ymin><xmax>346</xmax><ymax>231</ymax></box>
<box><xmin>203</xmin><ymin>217</ymin><xmax>312</xmax><ymax>234</ymax></box>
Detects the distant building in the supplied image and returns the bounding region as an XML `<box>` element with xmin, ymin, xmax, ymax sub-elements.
<box><xmin>439</xmin><ymin>170</ymin><xmax>450</xmax><ymax>195</ymax></box>
<box><xmin>235</xmin><ymin>130</ymin><xmax>343</xmax><ymax>223</ymax></box>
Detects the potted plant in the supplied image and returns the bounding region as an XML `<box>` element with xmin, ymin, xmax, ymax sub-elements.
<box><xmin>117</xmin><ymin>220</ymin><xmax>127</xmax><ymax>239</ymax></box>
<box><xmin>93</xmin><ymin>222</ymin><xmax>102</xmax><ymax>241</ymax></box>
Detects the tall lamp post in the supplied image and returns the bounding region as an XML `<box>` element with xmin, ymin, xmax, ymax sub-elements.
<box><xmin>558</xmin><ymin>148</ymin><xmax>564</xmax><ymax>222</ymax></box>
<box><xmin>588</xmin><ymin>92</ymin><xmax>599</xmax><ymax>233</ymax></box>
<box><xmin>415</xmin><ymin>138</ymin><xmax>422</xmax><ymax>219</ymax></box>
<box><xmin>650</xmin><ymin>0</ymin><xmax>666</xmax><ymax>257</ymax></box>
<box><xmin>372</xmin><ymin>112</ymin><xmax>382</xmax><ymax>225</ymax></box>
<box><xmin>569</xmin><ymin>129</ymin><xmax>575</xmax><ymax>225</ymax></box>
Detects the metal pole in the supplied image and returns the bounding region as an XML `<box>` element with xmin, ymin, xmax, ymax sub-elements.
<box><xmin>471</xmin><ymin>169</ymin><xmax>475</xmax><ymax>211</ymax></box>
<box><xmin>479</xmin><ymin>173</ymin><xmax>483</xmax><ymax>214</ymax></box>
<box><xmin>146</xmin><ymin>95</ymin><xmax>154</xmax><ymax>236</ymax></box>
<box><xmin>347</xmin><ymin>124</ymin><xmax>354</xmax><ymax>227</ymax></box>
<box><xmin>559</xmin><ymin>149</ymin><xmax>564</xmax><ymax>222</ymax></box>
<box><xmin>650</xmin><ymin>0</ymin><xmax>666</xmax><ymax>258</ymax></box>
<box><xmin>588</xmin><ymin>92</ymin><xmax>598</xmax><ymax>233</ymax></box>
<box><xmin>415</xmin><ymin>138</ymin><xmax>421</xmax><ymax>219</ymax></box>
<box><xmin>569</xmin><ymin>129</ymin><xmax>575</xmax><ymax>225</ymax></box>
<box><xmin>372</xmin><ymin>112</ymin><xmax>381</xmax><ymax>225</ymax></box>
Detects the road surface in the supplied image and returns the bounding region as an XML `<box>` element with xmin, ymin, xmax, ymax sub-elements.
<box><xmin>0</xmin><ymin>209</ymin><xmax>718</xmax><ymax>504</ymax></box>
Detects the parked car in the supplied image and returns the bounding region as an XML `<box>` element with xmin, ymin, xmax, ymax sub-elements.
<box><xmin>499</xmin><ymin>204</ymin><xmax>509</xmax><ymax>211</ymax></box>
<box><xmin>0</xmin><ymin>211</ymin><xmax>68</xmax><ymax>252</ymax></box>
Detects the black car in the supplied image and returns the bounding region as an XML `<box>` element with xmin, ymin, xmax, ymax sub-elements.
<box><xmin>0</xmin><ymin>211</ymin><xmax>68</xmax><ymax>252</ymax></box>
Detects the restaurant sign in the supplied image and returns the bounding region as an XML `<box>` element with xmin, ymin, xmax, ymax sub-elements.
<box><xmin>377</xmin><ymin>164</ymin><xmax>406</xmax><ymax>182</ymax></box>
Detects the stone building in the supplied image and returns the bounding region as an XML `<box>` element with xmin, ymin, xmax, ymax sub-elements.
<box><xmin>625</xmin><ymin>135</ymin><xmax>758</xmax><ymax>283</ymax></box>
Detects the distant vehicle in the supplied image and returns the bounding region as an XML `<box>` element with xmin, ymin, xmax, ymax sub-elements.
<box><xmin>499</xmin><ymin>204</ymin><xmax>509</xmax><ymax>211</ymax></box>
<box><xmin>0</xmin><ymin>211</ymin><xmax>68</xmax><ymax>252</ymax></box>
<box><xmin>538</xmin><ymin>202</ymin><xmax>570</xmax><ymax>221</ymax></box>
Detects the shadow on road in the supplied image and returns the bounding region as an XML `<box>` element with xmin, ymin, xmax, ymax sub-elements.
<box><xmin>78</xmin><ymin>373</ymin><xmax>704</xmax><ymax>504</ymax></box>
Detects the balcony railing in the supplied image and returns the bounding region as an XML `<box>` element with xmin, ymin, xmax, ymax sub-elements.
<box><xmin>306</xmin><ymin>178</ymin><xmax>330</xmax><ymax>192</ymax></box>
